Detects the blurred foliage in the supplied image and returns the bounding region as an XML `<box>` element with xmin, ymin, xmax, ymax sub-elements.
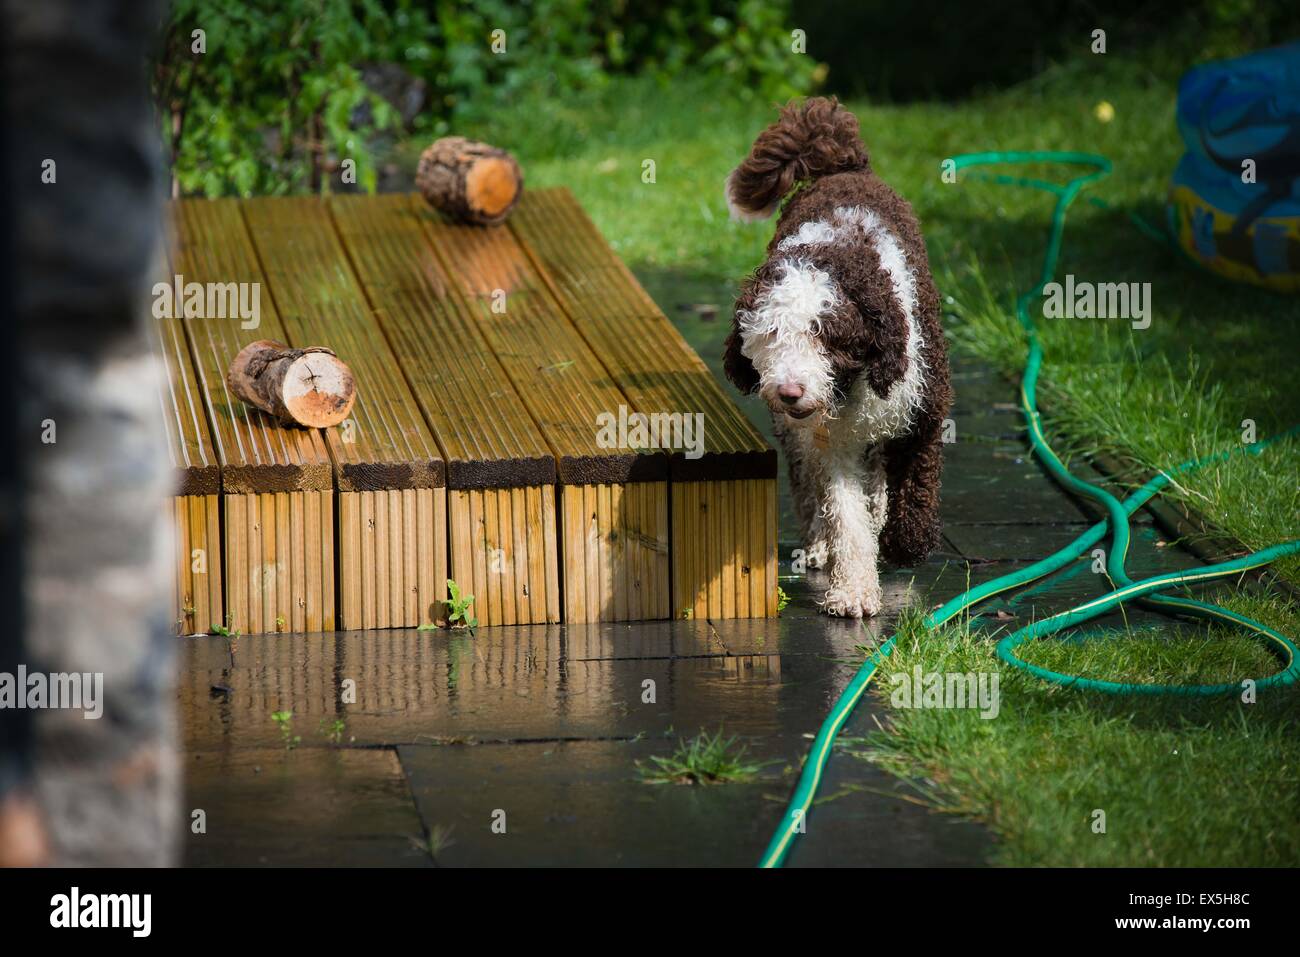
<box><xmin>153</xmin><ymin>0</ymin><xmax>821</xmax><ymax>197</ymax></box>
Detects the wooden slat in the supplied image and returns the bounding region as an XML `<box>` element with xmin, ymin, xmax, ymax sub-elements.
<box><xmin>169</xmin><ymin>200</ymin><xmax>333</xmax><ymax>494</ymax></box>
<box><xmin>410</xmin><ymin>193</ymin><xmax>668</xmax><ymax>620</ymax></box>
<box><xmin>411</xmin><ymin>194</ymin><xmax>666</xmax><ymax>486</ymax></box>
<box><xmin>241</xmin><ymin>196</ymin><xmax>446</xmax><ymax>630</ymax></box>
<box><xmin>149</xmin><ymin>253</ymin><xmax>222</xmax><ymax>634</ymax></box>
<box><xmin>329</xmin><ymin>195</ymin><xmax>553</xmax><ymax>488</ymax></box>
<box><xmin>330</xmin><ymin>198</ymin><xmax>561</xmax><ymax>626</ymax></box>
<box><xmin>511</xmin><ymin>189</ymin><xmax>778</xmax><ymax>619</ymax></box>
<box><xmin>509</xmin><ymin>188</ymin><xmax>776</xmax><ymax>481</ymax></box>
<box><xmin>583</xmin><ymin>485</ymin><xmax>601</xmax><ymax>621</ymax></box>
<box><xmin>240</xmin><ymin>197</ymin><xmax>444</xmax><ymax>492</ymax></box>
<box><xmin>444</xmin><ymin>488</ymin><xmax>554</xmax><ymax>627</ymax></box>
<box><xmin>169</xmin><ymin>494</ymin><xmax>221</xmax><ymax>635</ymax></box>
<box><xmin>149</xmin><ymin>269</ymin><xmax>220</xmax><ymax>498</ymax></box>
<box><xmin>167</xmin><ymin>199</ymin><xmax>337</xmax><ymax>634</ymax></box>
<box><xmin>669</xmin><ymin>479</ymin><xmax>778</xmax><ymax>619</ymax></box>
<box><xmin>337</xmin><ymin>488</ymin><xmax>446</xmax><ymax>628</ymax></box>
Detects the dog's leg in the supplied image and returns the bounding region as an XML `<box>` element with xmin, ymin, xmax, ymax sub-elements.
<box><xmin>865</xmin><ymin>446</ymin><xmax>888</xmax><ymax>528</ymax></box>
<box><xmin>803</xmin><ymin>500</ymin><xmax>831</xmax><ymax>570</ymax></box>
<box><xmin>879</xmin><ymin>416</ymin><xmax>944</xmax><ymax>567</ymax></box>
<box><xmin>879</xmin><ymin>259</ymin><xmax>951</xmax><ymax>568</ymax></box>
<box><xmin>778</xmin><ymin>420</ymin><xmax>830</xmax><ymax>569</ymax></box>
<box><xmin>819</xmin><ymin>454</ymin><xmax>883</xmax><ymax>618</ymax></box>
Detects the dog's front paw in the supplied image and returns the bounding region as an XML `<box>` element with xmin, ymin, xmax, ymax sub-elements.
<box><xmin>820</xmin><ymin>585</ymin><xmax>883</xmax><ymax>619</ymax></box>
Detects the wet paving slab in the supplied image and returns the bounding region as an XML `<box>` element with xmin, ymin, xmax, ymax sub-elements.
<box><xmin>180</xmin><ymin>620</ymin><xmax>989</xmax><ymax>867</ymax></box>
<box><xmin>178</xmin><ymin>358</ymin><xmax>1221</xmax><ymax>866</ymax></box>
<box><xmin>396</xmin><ymin>735</ymin><xmax>985</xmax><ymax>867</ymax></box>
<box><xmin>941</xmin><ymin>441</ymin><xmax>1096</xmax><ymax>525</ymax></box>
<box><xmin>184</xmin><ymin>748</ymin><xmax>429</xmax><ymax>867</ymax></box>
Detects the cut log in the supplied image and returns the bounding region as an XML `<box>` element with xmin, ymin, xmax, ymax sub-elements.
<box><xmin>227</xmin><ymin>339</ymin><xmax>356</xmax><ymax>428</ymax></box>
<box><xmin>416</xmin><ymin>136</ymin><xmax>523</xmax><ymax>226</ymax></box>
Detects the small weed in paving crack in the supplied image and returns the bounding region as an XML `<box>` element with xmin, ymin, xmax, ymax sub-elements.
<box><xmin>637</xmin><ymin>729</ymin><xmax>773</xmax><ymax>785</ymax></box>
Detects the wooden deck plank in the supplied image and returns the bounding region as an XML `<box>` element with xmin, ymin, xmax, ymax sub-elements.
<box><xmin>411</xmin><ymin>194</ymin><xmax>668</xmax><ymax>621</ymax></box>
<box><xmin>168</xmin><ymin>198</ymin><xmax>335</xmax><ymax>634</ymax></box>
<box><xmin>169</xmin><ymin>200</ymin><xmax>334</xmax><ymax>493</ymax></box>
<box><xmin>240</xmin><ymin>196</ymin><xmax>445</xmax><ymax>630</ymax></box>
<box><xmin>329</xmin><ymin>195</ymin><xmax>553</xmax><ymax>487</ymax></box>
<box><xmin>510</xmin><ymin>188</ymin><xmax>778</xmax><ymax>618</ymax></box>
<box><xmin>148</xmin><ymin>253</ymin><xmax>222</xmax><ymax>635</ymax></box>
<box><xmin>413</xmin><ymin>195</ymin><xmax>667</xmax><ymax>486</ymax></box>
<box><xmin>240</xmin><ymin>197</ymin><xmax>444</xmax><ymax>491</ymax></box>
<box><xmin>509</xmin><ymin>188</ymin><xmax>776</xmax><ymax>481</ymax></box>
<box><xmin>330</xmin><ymin>194</ymin><xmax>554</xmax><ymax>626</ymax></box>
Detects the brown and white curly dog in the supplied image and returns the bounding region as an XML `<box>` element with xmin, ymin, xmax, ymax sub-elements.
<box><xmin>723</xmin><ymin>97</ymin><xmax>952</xmax><ymax>618</ymax></box>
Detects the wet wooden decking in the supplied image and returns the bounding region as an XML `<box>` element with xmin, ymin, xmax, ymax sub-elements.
<box><xmin>155</xmin><ymin>190</ymin><xmax>776</xmax><ymax>634</ymax></box>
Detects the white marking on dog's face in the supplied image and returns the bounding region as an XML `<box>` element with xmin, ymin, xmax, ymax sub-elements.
<box><xmin>735</xmin><ymin>257</ymin><xmax>839</xmax><ymax>424</ymax></box>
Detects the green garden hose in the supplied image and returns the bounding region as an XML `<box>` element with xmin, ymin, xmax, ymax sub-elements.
<box><xmin>758</xmin><ymin>150</ymin><xmax>1300</xmax><ymax>869</ymax></box>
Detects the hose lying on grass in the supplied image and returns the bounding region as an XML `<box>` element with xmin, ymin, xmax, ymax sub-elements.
<box><xmin>759</xmin><ymin>151</ymin><xmax>1300</xmax><ymax>869</ymax></box>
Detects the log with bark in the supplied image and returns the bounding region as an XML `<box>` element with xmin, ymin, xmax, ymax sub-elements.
<box><xmin>415</xmin><ymin>136</ymin><xmax>523</xmax><ymax>226</ymax></box>
<box><xmin>227</xmin><ymin>339</ymin><xmax>356</xmax><ymax>428</ymax></box>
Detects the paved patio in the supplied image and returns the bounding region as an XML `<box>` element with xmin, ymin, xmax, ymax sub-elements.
<box><xmin>179</xmin><ymin>317</ymin><xmax>1206</xmax><ymax>865</ymax></box>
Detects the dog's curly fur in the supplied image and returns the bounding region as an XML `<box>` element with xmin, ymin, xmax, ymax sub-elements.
<box><xmin>724</xmin><ymin>97</ymin><xmax>952</xmax><ymax>617</ymax></box>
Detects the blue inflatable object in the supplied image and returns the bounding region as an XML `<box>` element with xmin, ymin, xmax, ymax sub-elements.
<box><xmin>1168</xmin><ymin>42</ymin><xmax>1300</xmax><ymax>291</ymax></box>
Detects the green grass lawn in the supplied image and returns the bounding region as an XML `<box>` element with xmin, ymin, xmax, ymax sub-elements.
<box><xmin>847</xmin><ymin>595</ymin><xmax>1300</xmax><ymax>867</ymax></box>
<box><xmin>426</xmin><ymin>54</ymin><xmax>1300</xmax><ymax>865</ymax></box>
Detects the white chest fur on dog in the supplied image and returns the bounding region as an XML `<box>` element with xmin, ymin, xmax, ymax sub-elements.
<box><xmin>736</xmin><ymin>206</ymin><xmax>930</xmax><ymax>618</ymax></box>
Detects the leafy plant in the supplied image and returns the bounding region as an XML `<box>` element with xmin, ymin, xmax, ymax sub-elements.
<box><xmin>319</xmin><ymin>717</ymin><xmax>346</xmax><ymax>745</ymax></box>
<box><xmin>444</xmin><ymin>578</ymin><xmax>477</xmax><ymax>632</ymax></box>
<box><xmin>776</xmin><ymin>585</ymin><xmax>790</xmax><ymax>613</ymax></box>
<box><xmin>155</xmin><ymin>0</ymin><xmax>407</xmax><ymax>197</ymax></box>
<box><xmin>271</xmin><ymin>710</ymin><xmax>301</xmax><ymax>750</ymax></box>
<box><xmin>211</xmin><ymin>617</ymin><xmax>241</xmax><ymax>667</ymax></box>
<box><xmin>637</xmin><ymin>730</ymin><xmax>772</xmax><ymax>786</ymax></box>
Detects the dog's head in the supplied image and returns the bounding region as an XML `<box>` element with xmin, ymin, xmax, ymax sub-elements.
<box><xmin>724</xmin><ymin>242</ymin><xmax>909</xmax><ymax>426</ymax></box>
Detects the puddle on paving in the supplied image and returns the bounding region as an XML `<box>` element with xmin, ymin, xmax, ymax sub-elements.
<box><xmin>182</xmin><ymin>625</ymin><xmax>867</xmax><ymax>749</ymax></box>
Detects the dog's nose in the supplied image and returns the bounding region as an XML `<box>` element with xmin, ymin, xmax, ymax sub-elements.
<box><xmin>777</xmin><ymin>383</ymin><xmax>804</xmax><ymax>405</ymax></box>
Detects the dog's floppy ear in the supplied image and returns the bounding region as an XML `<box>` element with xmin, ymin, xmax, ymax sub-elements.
<box><xmin>832</xmin><ymin>261</ymin><xmax>909</xmax><ymax>401</ymax></box>
<box><xmin>723</xmin><ymin>281</ymin><xmax>761</xmax><ymax>395</ymax></box>
<box><xmin>723</xmin><ymin>326</ymin><xmax>759</xmax><ymax>394</ymax></box>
